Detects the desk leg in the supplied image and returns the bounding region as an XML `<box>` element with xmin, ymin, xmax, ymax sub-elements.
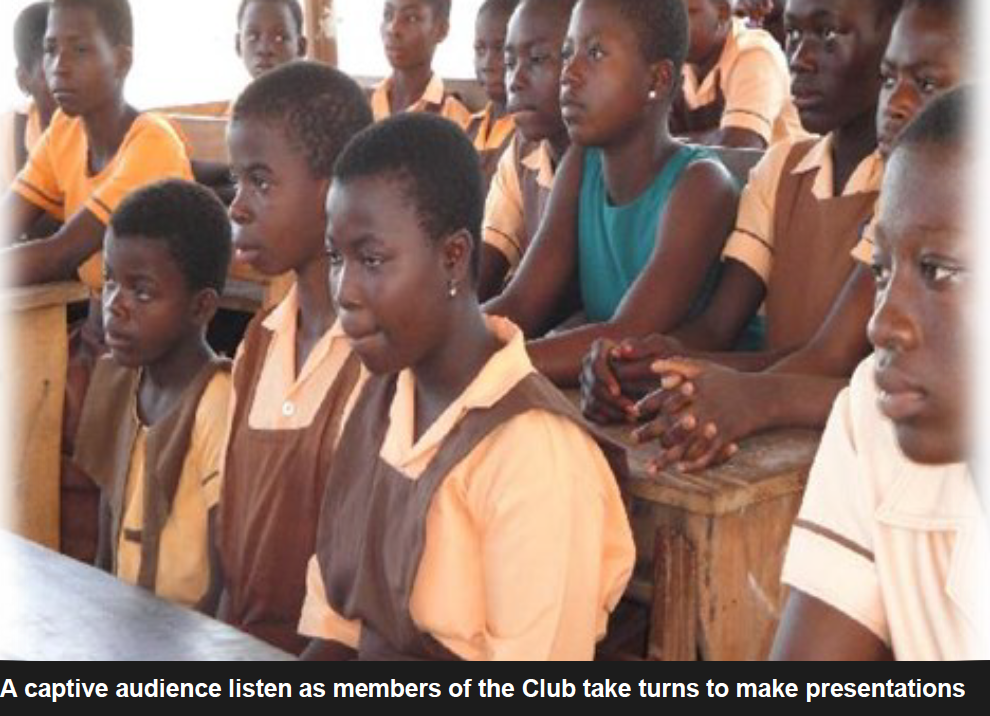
<box><xmin>648</xmin><ymin>526</ymin><xmax>697</xmax><ymax>660</ymax></box>
<box><xmin>3</xmin><ymin>304</ymin><xmax>67</xmax><ymax>548</ymax></box>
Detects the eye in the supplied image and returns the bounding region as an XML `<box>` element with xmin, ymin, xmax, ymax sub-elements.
<box><xmin>918</xmin><ymin>76</ymin><xmax>940</xmax><ymax>95</ymax></box>
<box><xmin>919</xmin><ymin>258</ymin><xmax>966</xmax><ymax>287</ymax></box>
<box><xmin>821</xmin><ymin>27</ymin><xmax>839</xmax><ymax>47</ymax></box>
<box><xmin>361</xmin><ymin>253</ymin><xmax>385</xmax><ymax>270</ymax></box>
<box><xmin>785</xmin><ymin>28</ymin><xmax>800</xmax><ymax>47</ymax></box>
<box><xmin>561</xmin><ymin>43</ymin><xmax>574</xmax><ymax>62</ymax></box>
<box><xmin>326</xmin><ymin>247</ymin><xmax>343</xmax><ymax>267</ymax></box>
<box><xmin>247</xmin><ymin>31</ymin><xmax>260</xmax><ymax>42</ymax></box>
<box><xmin>879</xmin><ymin>69</ymin><xmax>895</xmax><ymax>90</ymax></box>
<box><xmin>504</xmin><ymin>53</ymin><xmax>517</xmax><ymax>70</ymax></box>
<box><xmin>588</xmin><ymin>43</ymin><xmax>605</xmax><ymax>61</ymax></box>
<box><xmin>870</xmin><ymin>261</ymin><xmax>891</xmax><ymax>289</ymax></box>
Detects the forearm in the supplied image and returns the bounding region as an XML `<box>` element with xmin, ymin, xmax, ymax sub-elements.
<box><xmin>1</xmin><ymin>239</ymin><xmax>79</xmax><ymax>286</ymax></box>
<box><xmin>742</xmin><ymin>371</ymin><xmax>849</xmax><ymax>433</ymax></box>
<box><xmin>528</xmin><ymin>322</ymin><xmax>625</xmax><ymax>387</ymax></box>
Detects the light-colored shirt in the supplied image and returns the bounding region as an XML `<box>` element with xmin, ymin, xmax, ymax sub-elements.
<box><xmin>369</xmin><ymin>73</ymin><xmax>472</xmax><ymax>129</ymax></box>
<box><xmin>781</xmin><ymin>357</ymin><xmax>989</xmax><ymax>660</ymax></box>
<box><xmin>299</xmin><ymin>317</ymin><xmax>635</xmax><ymax>660</ymax></box>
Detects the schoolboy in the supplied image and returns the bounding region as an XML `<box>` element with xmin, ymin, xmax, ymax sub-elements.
<box><xmin>597</xmin><ymin>0</ymin><xmax>966</xmax><ymax>473</ymax></box>
<box><xmin>478</xmin><ymin>0</ymin><xmax>576</xmax><ymax>300</ymax></box>
<box><xmin>465</xmin><ymin>0</ymin><xmax>518</xmax><ymax>189</ymax></box>
<box><xmin>673</xmin><ymin>0</ymin><xmax>803</xmax><ymax>148</ymax></box>
<box><xmin>219</xmin><ymin>61</ymin><xmax>373</xmax><ymax>654</ymax></box>
<box><xmin>3</xmin><ymin>2</ymin><xmax>55</xmax><ymax>187</ymax></box>
<box><xmin>299</xmin><ymin>113</ymin><xmax>634</xmax><ymax>660</ymax></box>
<box><xmin>773</xmin><ymin>88</ymin><xmax>988</xmax><ymax>661</ymax></box>
<box><xmin>370</xmin><ymin>0</ymin><xmax>471</xmax><ymax>127</ymax></box>
<box><xmin>0</xmin><ymin>0</ymin><xmax>193</xmax><ymax>563</ymax></box>
<box><xmin>74</xmin><ymin>179</ymin><xmax>232</xmax><ymax>613</ymax></box>
<box><xmin>236</xmin><ymin>0</ymin><xmax>307</xmax><ymax>80</ymax></box>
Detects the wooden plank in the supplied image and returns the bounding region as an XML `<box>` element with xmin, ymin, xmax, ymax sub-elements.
<box><xmin>0</xmin><ymin>532</ymin><xmax>293</xmax><ymax>660</ymax></box>
<box><xmin>305</xmin><ymin>0</ymin><xmax>338</xmax><ymax>66</ymax></box>
<box><xmin>648</xmin><ymin>527</ymin><xmax>697</xmax><ymax>660</ymax></box>
<box><xmin>168</xmin><ymin>114</ymin><xmax>229</xmax><ymax>163</ymax></box>
<box><xmin>0</xmin><ymin>281</ymin><xmax>88</xmax><ymax>313</ymax></box>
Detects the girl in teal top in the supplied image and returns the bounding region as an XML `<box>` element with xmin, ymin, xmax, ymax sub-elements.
<box><xmin>485</xmin><ymin>0</ymin><xmax>739</xmax><ymax>386</ymax></box>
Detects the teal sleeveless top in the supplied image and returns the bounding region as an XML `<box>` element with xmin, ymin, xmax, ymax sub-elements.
<box><xmin>577</xmin><ymin>145</ymin><xmax>713</xmax><ymax>323</ymax></box>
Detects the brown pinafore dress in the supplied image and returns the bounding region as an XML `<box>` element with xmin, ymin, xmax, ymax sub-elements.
<box><xmin>218</xmin><ymin>310</ymin><xmax>361</xmax><ymax>654</ymax></box>
<box><xmin>465</xmin><ymin>109</ymin><xmax>516</xmax><ymax>193</ymax></box>
<box><xmin>764</xmin><ymin>139</ymin><xmax>880</xmax><ymax>351</ymax></box>
<box><xmin>315</xmin><ymin>370</ymin><xmax>628</xmax><ymax>660</ymax></box>
<box><xmin>671</xmin><ymin>72</ymin><xmax>726</xmax><ymax>136</ymax></box>
<box><xmin>74</xmin><ymin>355</ymin><xmax>230</xmax><ymax>590</ymax></box>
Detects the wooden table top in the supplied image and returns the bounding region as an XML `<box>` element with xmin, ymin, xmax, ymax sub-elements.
<box><xmin>0</xmin><ymin>281</ymin><xmax>90</xmax><ymax>313</ymax></box>
<box><xmin>0</xmin><ymin>532</ymin><xmax>293</xmax><ymax>661</ymax></box>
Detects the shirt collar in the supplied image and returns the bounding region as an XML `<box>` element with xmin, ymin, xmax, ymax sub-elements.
<box><xmin>372</xmin><ymin>73</ymin><xmax>445</xmax><ymax>119</ymax></box>
<box><xmin>792</xmin><ymin>133</ymin><xmax>885</xmax><ymax>200</ymax></box>
<box><xmin>521</xmin><ymin>139</ymin><xmax>555</xmax><ymax>189</ymax></box>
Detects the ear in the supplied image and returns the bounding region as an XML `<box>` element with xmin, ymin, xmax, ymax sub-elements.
<box><xmin>190</xmin><ymin>287</ymin><xmax>220</xmax><ymax>327</ymax></box>
<box><xmin>15</xmin><ymin>66</ymin><xmax>28</xmax><ymax>96</ymax></box>
<box><xmin>235</xmin><ymin>33</ymin><xmax>243</xmax><ymax>58</ymax></box>
<box><xmin>649</xmin><ymin>59</ymin><xmax>678</xmax><ymax>104</ymax></box>
<box><xmin>717</xmin><ymin>0</ymin><xmax>733</xmax><ymax>25</ymax></box>
<box><xmin>434</xmin><ymin>16</ymin><xmax>451</xmax><ymax>44</ymax></box>
<box><xmin>298</xmin><ymin>35</ymin><xmax>308</xmax><ymax>58</ymax></box>
<box><xmin>440</xmin><ymin>228</ymin><xmax>473</xmax><ymax>286</ymax></box>
<box><xmin>113</xmin><ymin>45</ymin><xmax>133</xmax><ymax>83</ymax></box>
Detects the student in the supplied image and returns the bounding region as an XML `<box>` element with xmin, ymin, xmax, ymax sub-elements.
<box><xmin>219</xmin><ymin>61</ymin><xmax>373</xmax><ymax>654</ymax></box>
<box><xmin>485</xmin><ymin>0</ymin><xmax>738</xmax><ymax>386</ymax></box>
<box><xmin>299</xmin><ymin>113</ymin><xmax>634</xmax><ymax>661</ymax></box>
<box><xmin>732</xmin><ymin>0</ymin><xmax>785</xmax><ymax>48</ymax></box>
<box><xmin>478</xmin><ymin>0</ymin><xmax>576</xmax><ymax>301</ymax></box>
<box><xmin>3</xmin><ymin>2</ymin><xmax>55</xmax><ymax>188</ymax></box>
<box><xmin>580</xmin><ymin>0</ymin><xmax>899</xmax><ymax>441</ymax></box>
<box><xmin>0</xmin><ymin>0</ymin><xmax>193</xmax><ymax>563</ymax></box>
<box><xmin>236</xmin><ymin>0</ymin><xmax>307</xmax><ymax>80</ymax></box>
<box><xmin>587</xmin><ymin>0</ymin><xmax>965</xmax><ymax>472</ymax></box>
<box><xmin>672</xmin><ymin>0</ymin><xmax>803</xmax><ymax>149</ymax></box>
<box><xmin>773</xmin><ymin>88</ymin><xmax>988</xmax><ymax>661</ymax></box>
<box><xmin>465</xmin><ymin>0</ymin><xmax>518</xmax><ymax>190</ymax></box>
<box><xmin>73</xmin><ymin>180</ymin><xmax>232</xmax><ymax>613</ymax></box>
<box><xmin>370</xmin><ymin>0</ymin><xmax>471</xmax><ymax>127</ymax></box>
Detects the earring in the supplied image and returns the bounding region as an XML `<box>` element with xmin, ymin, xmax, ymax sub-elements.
<box><xmin>648</xmin><ymin>89</ymin><xmax>658</xmax><ymax>101</ymax></box>
<box><xmin>448</xmin><ymin>279</ymin><xmax>458</xmax><ymax>298</ymax></box>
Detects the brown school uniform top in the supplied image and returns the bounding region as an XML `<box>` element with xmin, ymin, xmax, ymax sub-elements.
<box><xmin>481</xmin><ymin>135</ymin><xmax>556</xmax><ymax>276</ymax></box>
<box><xmin>678</xmin><ymin>18</ymin><xmax>806</xmax><ymax>146</ymax></box>
<box><xmin>218</xmin><ymin>285</ymin><xmax>364</xmax><ymax>654</ymax></box>
<box><xmin>782</xmin><ymin>358</ymin><xmax>989</xmax><ymax>659</ymax></box>
<box><xmin>298</xmin><ymin>317</ymin><xmax>635</xmax><ymax>660</ymax></box>
<box><xmin>74</xmin><ymin>356</ymin><xmax>231</xmax><ymax>607</ymax></box>
<box><xmin>722</xmin><ymin>134</ymin><xmax>883</xmax><ymax>350</ymax></box>
<box><xmin>465</xmin><ymin>102</ymin><xmax>516</xmax><ymax>190</ymax></box>
<box><xmin>369</xmin><ymin>73</ymin><xmax>472</xmax><ymax>129</ymax></box>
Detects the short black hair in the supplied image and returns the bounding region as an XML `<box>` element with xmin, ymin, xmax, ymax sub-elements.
<box><xmin>601</xmin><ymin>0</ymin><xmax>688</xmax><ymax>71</ymax></box>
<box><xmin>422</xmin><ymin>0</ymin><xmax>452</xmax><ymax>21</ymax></box>
<box><xmin>332</xmin><ymin>113</ymin><xmax>484</xmax><ymax>281</ymax></box>
<box><xmin>231</xmin><ymin>60</ymin><xmax>373</xmax><ymax>179</ymax></box>
<box><xmin>479</xmin><ymin>0</ymin><xmax>520</xmax><ymax>19</ymax></box>
<box><xmin>109</xmin><ymin>179</ymin><xmax>233</xmax><ymax>293</ymax></box>
<box><xmin>236</xmin><ymin>0</ymin><xmax>304</xmax><ymax>35</ymax></box>
<box><xmin>875</xmin><ymin>0</ymin><xmax>905</xmax><ymax>25</ymax></box>
<box><xmin>51</xmin><ymin>0</ymin><xmax>132</xmax><ymax>47</ymax></box>
<box><xmin>14</xmin><ymin>2</ymin><xmax>49</xmax><ymax>69</ymax></box>
<box><xmin>892</xmin><ymin>85</ymin><xmax>968</xmax><ymax>156</ymax></box>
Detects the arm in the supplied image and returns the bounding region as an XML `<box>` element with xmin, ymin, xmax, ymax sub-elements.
<box><xmin>528</xmin><ymin>157</ymin><xmax>739</xmax><ymax>386</ymax></box>
<box><xmin>669</xmin><ymin>259</ymin><xmax>766</xmax><ymax>351</ymax></box>
<box><xmin>771</xmin><ymin>590</ymin><xmax>892</xmax><ymax>661</ymax></box>
<box><xmin>1</xmin><ymin>188</ymin><xmax>44</xmax><ymax>247</ymax></box>
<box><xmin>0</xmin><ymin>205</ymin><xmax>105</xmax><ymax>286</ymax></box>
<box><xmin>685</xmin><ymin>126</ymin><xmax>768</xmax><ymax>150</ymax></box>
<box><xmin>477</xmin><ymin>244</ymin><xmax>512</xmax><ymax>302</ymax></box>
<box><xmin>483</xmin><ymin>146</ymin><xmax>585</xmax><ymax>337</ymax></box>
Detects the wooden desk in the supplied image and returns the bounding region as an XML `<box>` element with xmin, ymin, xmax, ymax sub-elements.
<box><xmin>0</xmin><ymin>531</ymin><xmax>293</xmax><ymax>660</ymax></box>
<box><xmin>1</xmin><ymin>282</ymin><xmax>89</xmax><ymax>549</ymax></box>
<box><xmin>599</xmin><ymin>413</ymin><xmax>819</xmax><ymax>660</ymax></box>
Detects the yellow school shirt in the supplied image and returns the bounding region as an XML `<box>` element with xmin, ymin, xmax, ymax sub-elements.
<box><xmin>682</xmin><ymin>18</ymin><xmax>806</xmax><ymax>146</ymax></box>
<box><xmin>482</xmin><ymin>136</ymin><xmax>555</xmax><ymax>270</ymax></box>
<box><xmin>13</xmin><ymin>109</ymin><xmax>193</xmax><ymax>289</ymax></box>
<box><xmin>370</xmin><ymin>73</ymin><xmax>472</xmax><ymax>129</ymax></box>
<box><xmin>782</xmin><ymin>357</ymin><xmax>989</xmax><ymax>659</ymax></box>
<box><xmin>722</xmin><ymin>134</ymin><xmax>884</xmax><ymax>284</ymax></box>
<box><xmin>468</xmin><ymin>102</ymin><xmax>516</xmax><ymax>153</ymax></box>
<box><xmin>298</xmin><ymin>316</ymin><xmax>635</xmax><ymax>660</ymax></box>
<box><xmin>116</xmin><ymin>371</ymin><xmax>232</xmax><ymax>608</ymax></box>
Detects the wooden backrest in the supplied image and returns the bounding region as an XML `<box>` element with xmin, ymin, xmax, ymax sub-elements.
<box><xmin>168</xmin><ymin>114</ymin><xmax>229</xmax><ymax>163</ymax></box>
<box><xmin>711</xmin><ymin>146</ymin><xmax>765</xmax><ymax>186</ymax></box>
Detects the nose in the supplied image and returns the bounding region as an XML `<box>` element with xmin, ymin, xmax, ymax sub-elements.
<box><xmin>228</xmin><ymin>184</ymin><xmax>251</xmax><ymax>226</ymax></box>
<box><xmin>867</xmin><ymin>268</ymin><xmax>920</xmax><ymax>354</ymax></box>
<box><xmin>46</xmin><ymin>48</ymin><xmax>70</xmax><ymax>79</ymax></box>
<box><xmin>507</xmin><ymin>59</ymin><xmax>526</xmax><ymax>97</ymax></box>
<box><xmin>881</xmin><ymin>77</ymin><xmax>918</xmax><ymax>124</ymax></box>
<box><xmin>103</xmin><ymin>281</ymin><xmax>127</xmax><ymax>321</ymax></box>
<box><xmin>330</xmin><ymin>257</ymin><xmax>361</xmax><ymax>313</ymax></box>
<box><xmin>788</xmin><ymin>35</ymin><xmax>816</xmax><ymax>76</ymax></box>
<box><xmin>561</xmin><ymin>52</ymin><xmax>583</xmax><ymax>92</ymax></box>
<box><xmin>481</xmin><ymin>48</ymin><xmax>501</xmax><ymax>76</ymax></box>
<box><xmin>383</xmin><ymin>14</ymin><xmax>401</xmax><ymax>40</ymax></box>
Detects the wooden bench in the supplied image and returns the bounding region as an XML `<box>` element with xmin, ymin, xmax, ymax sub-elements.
<box><xmin>1</xmin><ymin>282</ymin><xmax>90</xmax><ymax>549</ymax></box>
<box><xmin>584</xmin><ymin>396</ymin><xmax>819</xmax><ymax>660</ymax></box>
<box><xmin>0</xmin><ymin>531</ymin><xmax>293</xmax><ymax>660</ymax></box>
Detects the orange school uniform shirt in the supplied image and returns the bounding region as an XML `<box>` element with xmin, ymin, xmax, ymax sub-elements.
<box><xmin>2</xmin><ymin>101</ymin><xmax>44</xmax><ymax>189</ymax></box>
<box><xmin>299</xmin><ymin>317</ymin><xmax>636</xmax><ymax>660</ymax></box>
<box><xmin>782</xmin><ymin>357</ymin><xmax>989</xmax><ymax>659</ymax></box>
<box><xmin>12</xmin><ymin>109</ymin><xmax>193</xmax><ymax>289</ymax></box>
<box><xmin>370</xmin><ymin>73</ymin><xmax>472</xmax><ymax>129</ymax></box>
<box><xmin>682</xmin><ymin>18</ymin><xmax>805</xmax><ymax>146</ymax></box>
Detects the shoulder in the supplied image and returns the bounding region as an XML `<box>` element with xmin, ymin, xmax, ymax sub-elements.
<box><xmin>123</xmin><ymin>112</ymin><xmax>190</xmax><ymax>153</ymax></box>
<box><xmin>674</xmin><ymin>147</ymin><xmax>738</xmax><ymax>200</ymax></box>
<box><xmin>731</xmin><ymin>25</ymin><xmax>787</xmax><ymax>64</ymax></box>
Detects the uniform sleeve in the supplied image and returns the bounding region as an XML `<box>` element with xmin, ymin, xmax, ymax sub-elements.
<box><xmin>12</xmin><ymin>122</ymin><xmax>64</xmax><ymax>220</ymax></box>
<box><xmin>720</xmin><ymin>46</ymin><xmax>788</xmax><ymax>144</ymax></box>
<box><xmin>194</xmin><ymin>371</ymin><xmax>234</xmax><ymax>510</ymax></box>
<box><xmin>441</xmin><ymin>96</ymin><xmax>473</xmax><ymax>131</ymax></box>
<box><xmin>297</xmin><ymin>554</ymin><xmax>362</xmax><ymax>647</ymax></box>
<box><xmin>851</xmin><ymin>210</ymin><xmax>879</xmax><ymax>265</ymax></box>
<box><xmin>482</xmin><ymin>143</ymin><xmax>526</xmax><ymax>268</ymax></box>
<box><xmin>721</xmin><ymin>140</ymin><xmax>792</xmax><ymax>283</ymax></box>
<box><xmin>780</xmin><ymin>363</ymin><xmax>890</xmax><ymax>644</ymax></box>
<box><xmin>462</xmin><ymin>413</ymin><xmax>635</xmax><ymax>660</ymax></box>
<box><xmin>86</xmin><ymin>118</ymin><xmax>192</xmax><ymax>224</ymax></box>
